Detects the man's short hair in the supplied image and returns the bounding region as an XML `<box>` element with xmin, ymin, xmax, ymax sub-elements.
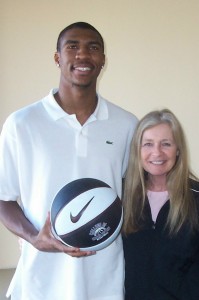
<box><xmin>56</xmin><ymin>21</ymin><xmax>104</xmax><ymax>52</ymax></box>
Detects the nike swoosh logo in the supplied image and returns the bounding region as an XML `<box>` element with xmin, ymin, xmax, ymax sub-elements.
<box><xmin>70</xmin><ymin>196</ymin><xmax>94</xmax><ymax>223</ymax></box>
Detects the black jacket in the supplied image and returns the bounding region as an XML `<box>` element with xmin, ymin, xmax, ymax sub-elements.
<box><xmin>123</xmin><ymin>180</ymin><xmax>199</xmax><ymax>300</ymax></box>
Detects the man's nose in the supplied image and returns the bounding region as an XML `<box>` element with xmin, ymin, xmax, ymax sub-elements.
<box><xmin>75</xmin><ymin>46</ymin><xmax>90</xmax><ymax>59</ymax></box>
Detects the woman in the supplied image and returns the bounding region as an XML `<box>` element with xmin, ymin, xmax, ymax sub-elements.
<box><xmin>122</xmin><ymin>109</ymin><xmax>199</xmax><ymax>300</ymax></box>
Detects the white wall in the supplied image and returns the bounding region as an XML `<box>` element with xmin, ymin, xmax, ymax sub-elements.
<box><xmin>1</xmin><ymin>0</ymin><xmax>199</xmax><ymax>268</ymax></box>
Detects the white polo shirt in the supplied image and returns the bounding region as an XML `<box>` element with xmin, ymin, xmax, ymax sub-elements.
<box><xmin>0</xmin><ymin>89</ymin><xmax>138</xmax><ymax>300</ymax></box>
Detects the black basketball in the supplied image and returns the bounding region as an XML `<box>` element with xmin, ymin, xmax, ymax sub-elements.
<box><xmin>50</xmin><ymin>178</ymin><xmax>123</xmax><ymax>251</ymax></box>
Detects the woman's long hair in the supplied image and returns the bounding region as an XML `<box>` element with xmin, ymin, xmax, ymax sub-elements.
<box><xmin>123</xmin><ymin>109</ymin><xmax>199</xmax><ymax>235</ymax></box>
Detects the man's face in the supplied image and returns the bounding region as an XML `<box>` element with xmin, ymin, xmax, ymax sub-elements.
<box><xmin>55</xmin><ymin>28</ymin><xmax>105</xmax><ymax>88</ymax></box>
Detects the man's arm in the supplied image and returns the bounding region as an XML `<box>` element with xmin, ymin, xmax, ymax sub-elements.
<box><xmin>0</xmin><ymin>200</ymin><xmax>95</xmax><ymax>257</ymax></box>
<box><xmin>0</xmin><ymin>200</ymin><xmax>38</xmax><ymax>241</ymax></box>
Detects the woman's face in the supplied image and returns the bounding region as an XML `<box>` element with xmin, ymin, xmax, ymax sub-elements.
<box><xmin>140</xmin><ymin>123</ymin><xmax>178</xmax><ymax>179</ymax></box>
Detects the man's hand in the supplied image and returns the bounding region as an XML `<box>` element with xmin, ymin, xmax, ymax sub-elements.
<box><xmin>0</xmin><ymin>201</ymin><xmax>95</xmax><ymax>258</ymax></box>
<box><xmin>31</xmin><ymin>213</ymin><xmax>96</xmax><ymax>257</ymax></box>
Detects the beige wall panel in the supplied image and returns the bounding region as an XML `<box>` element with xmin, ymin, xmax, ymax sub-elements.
<box><xmin>0</xmin><ymin>0</ymin><xmax>199</xmax><ymax>268</ymax></box>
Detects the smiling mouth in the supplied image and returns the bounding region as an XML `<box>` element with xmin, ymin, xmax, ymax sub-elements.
<box><xmin>75</xmin><ymin>67</ymin><xmax>91</xmax><ymax>71</ymax></box>
<box><xmin>150</xmin><ymin>161</ymin><xmax>165</xmax><ymax>165</ymax></box>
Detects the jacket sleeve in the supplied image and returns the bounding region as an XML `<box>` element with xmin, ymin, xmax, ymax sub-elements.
<box><xmin>181</xmin><ymin>183</ymin><xmax>199</xmax><ymax>300</ymax></box>
<box><xmin>181</xmin><ymin>245</ymin><xmax>199</xmax><ymax>300</ymax></box>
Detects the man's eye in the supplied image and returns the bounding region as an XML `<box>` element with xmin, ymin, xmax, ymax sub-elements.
<box><xmin>67</xmin><ymin>45</ymin><xmax>77</xmax><ymax>49</ymax></box>
<box><xmin>90</xmin><ymin>45</ymin><xmax>99</xmax><ymax>50</ymax></box>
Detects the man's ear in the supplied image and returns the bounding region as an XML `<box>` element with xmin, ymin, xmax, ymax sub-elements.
<box><xmin>54</xmin><ymin>52</ymin><xmax>60</xmax><ymax>67</ymax></box>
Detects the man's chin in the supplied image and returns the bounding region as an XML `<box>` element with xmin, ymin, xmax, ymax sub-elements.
<box><xmin>72</xmin><ymin>81</ymin><xmax>92</xmax><ymax>88</ymax></box>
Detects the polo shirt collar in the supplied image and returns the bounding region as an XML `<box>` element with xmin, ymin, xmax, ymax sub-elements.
<box><xmin>42</xmin><ymin>89</ymin><xmax>108</xmax><ymax>122</ymax></box>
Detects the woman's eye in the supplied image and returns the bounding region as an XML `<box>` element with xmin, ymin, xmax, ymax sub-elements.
<box><xmin>162</xmin><ymin>142</ymin><xmax>171</xmax><ymax>147</ymax></box>
<box><xmin>142</xmin><ymin>143</ymin><xmax>153</xmax><ymax>147</ymax></box>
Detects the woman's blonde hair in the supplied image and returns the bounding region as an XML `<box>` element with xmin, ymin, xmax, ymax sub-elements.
<box><xmin>123</xmin><ymin>109</ymin><xmax>198</xmax><ymax>235</ymax></box>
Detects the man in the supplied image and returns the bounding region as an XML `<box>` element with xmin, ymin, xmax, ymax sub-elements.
<box><xmin>0</xmin><ymin>22</ymin><xmax>138</xmax><ymax>300</ymax></box>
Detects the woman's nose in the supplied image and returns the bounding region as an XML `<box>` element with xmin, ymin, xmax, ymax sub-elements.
<box><xmin>152</xmin><ymin>144</ymin><xmax>162</xmax><ymax>154</ymax></box>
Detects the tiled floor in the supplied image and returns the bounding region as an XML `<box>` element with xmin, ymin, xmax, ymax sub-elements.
<box><xmin>0</xmin><ymin>269</ymin><xmax>15</xmax><ymax>300</ymax></box>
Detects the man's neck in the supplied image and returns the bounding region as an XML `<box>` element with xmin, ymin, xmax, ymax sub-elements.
<box><xmin>54</xmin><ymin>87</ymin><xmax>98</xmax><ymax>125</ymax></box>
